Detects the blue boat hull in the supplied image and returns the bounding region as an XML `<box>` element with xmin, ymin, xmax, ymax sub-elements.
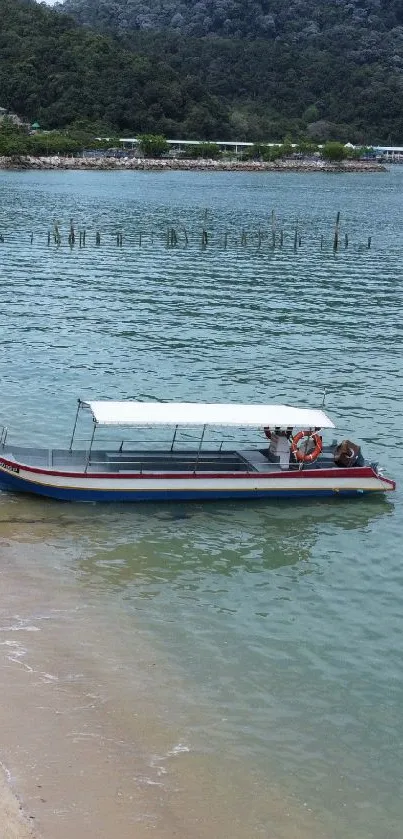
<box><xmin>0</xmin><ymin>469</ymin><xmax>366</xmax><ymax>502</ymax></box>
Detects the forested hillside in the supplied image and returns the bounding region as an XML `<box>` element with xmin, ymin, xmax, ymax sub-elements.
<box><xmin>57</xmin><ymin>0</ymin><xmax>403</xmax><ymax>142</ymax></box>
<box><xmin>1</xmin><ymin>0</ymin><xmax>403</xmax><ymax>141</ymax></box>
<box><xmin>60</xmin><ymin>0</ymin><xmax>403</xmax><ymax>44</ymax></box>
<box><xmin>0</xmin><ymin>0</ymin><xmax>231</xmax><ymax>135</ymax></box>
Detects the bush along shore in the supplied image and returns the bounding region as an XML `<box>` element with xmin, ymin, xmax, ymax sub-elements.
<box><xmin>0</xmin><ymin>156</ymin><xmax>386</xmax><ymax>173</ymax></box>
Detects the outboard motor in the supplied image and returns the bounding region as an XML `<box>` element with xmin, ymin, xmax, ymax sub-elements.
<box><xmin>334</xmin><ymin>439</ymin><xmax>363</xmax><ymax>467</ymax></box>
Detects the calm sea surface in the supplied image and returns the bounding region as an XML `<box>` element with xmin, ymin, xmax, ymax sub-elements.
<box><xmin>0</xmin><ymin>168</ymin><xmax>402</xmax><ymax>839</ymax></box>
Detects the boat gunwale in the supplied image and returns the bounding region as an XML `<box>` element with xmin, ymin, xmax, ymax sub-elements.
<box><xmin>0</xmin><ymin>454</ymin><xmax>384</xmax><ymax>482</ymax></box>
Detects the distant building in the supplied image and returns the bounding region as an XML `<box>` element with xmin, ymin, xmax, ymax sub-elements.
<box><xmin>372</xmin><ymin>145</ymin><xmax>403</xmax><ymax>161</ymax></box>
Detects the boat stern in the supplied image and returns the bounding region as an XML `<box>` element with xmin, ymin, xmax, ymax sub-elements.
<box><xmin>370</xmin><ymin>464</ymin><xmax>396</xmax><ymax>492</ymax></box>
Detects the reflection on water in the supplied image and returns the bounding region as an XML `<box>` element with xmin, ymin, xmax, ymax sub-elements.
<box><xmin>0</xmin><ymin>491</ymin><xmax>393</xmax><ymax>579</ymax></box>
<box><xmin>74</xmin><ymin>497</ymin><xmax>393</xmax><ymax>585</ymax></box>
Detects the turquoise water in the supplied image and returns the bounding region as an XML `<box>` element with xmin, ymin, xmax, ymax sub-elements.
<box><xmin>0</xmin><ymin>168</ymin><xmax>402</xmax><ymax>839</ymax></box>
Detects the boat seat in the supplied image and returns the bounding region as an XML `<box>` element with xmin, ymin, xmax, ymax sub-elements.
<box><xmin>238</xmin><ymin>450</ymin><xmax>272</xmax><ymax>472</ymax></box>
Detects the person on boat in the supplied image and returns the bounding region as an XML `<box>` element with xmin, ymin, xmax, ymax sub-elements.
<box><xmin>334</xmin><ymin>439</ymin><xmax>363</xmax><ymax>467</ymax></box>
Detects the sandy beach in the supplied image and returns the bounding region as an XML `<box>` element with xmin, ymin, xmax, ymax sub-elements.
<box><xmin>0</xmin><ymin>155</ymin><xmax>386</xmax><ymax>172</ymax></box>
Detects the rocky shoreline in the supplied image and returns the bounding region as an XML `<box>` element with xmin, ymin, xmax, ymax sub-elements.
<box><xmin>0</xmin><ymin>155</ymin><xmax>386</xmax><ymax>173</ymax></box>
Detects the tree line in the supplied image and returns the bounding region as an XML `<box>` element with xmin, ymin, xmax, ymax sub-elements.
<box><xmin>0</xmin><ymin>119</ymin><xmax>368</xmax><ymax>163</ymax></box>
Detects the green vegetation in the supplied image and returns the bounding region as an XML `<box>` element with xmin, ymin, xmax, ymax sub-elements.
<box><xmin>59</xmin><ymin>0</ymin><xmax>403</xmax><ymax>44</ymax></box>
<box><xmin>0</xmin><ymin>0</ymin><xmax>402</xmax><ymax>142</ymax></box>
<box><xmin>0</xmin><ymin>117</ymin><xmax>117</xmax><ymax>156</ymax></box>
<box><xmin>0</xmin><ymin>115</ymin><xmax>378</xmax><ymax>163</ymax></box>
<box><xmin>185</xmin><ymin>143</ymin><xmax>222</xmax><ymax>159</ymax></box>
<box><xmin>0</xmin><ymin>118</ymin><xmax>376</xmax><ymax>162</ymax></box>
<box><xmin>138</xmin><ymin>134</ymin><xmax>169</xmax><ymax>157</ymax></box>
<box><xmin>322</xmin><ymin>142</ymin><xmax>347</xmax><ymax>163</ymax></box>
<box><xmin>0</xmin><ymin>0</ymin><xmax>229</xmax><ymax>138</ymax></box>
<box><xmin>58</xmin><ymin>0</ymin><xmax>403</xmax><ymax>142</ymax></box>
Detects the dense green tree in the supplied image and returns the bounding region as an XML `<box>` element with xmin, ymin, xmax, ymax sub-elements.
<box><xmin>321</xmin><ymin>142</ymin><xmax>347</xmax><ymax>162</ymax></box>
<box><xmin>138</xmin><ymin>134</ymin><xmax>169</xmax><ymax>157</ymax></box>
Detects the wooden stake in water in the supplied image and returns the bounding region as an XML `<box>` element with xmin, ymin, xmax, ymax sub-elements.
<box><xmin>96</xmin><ymin>232</ymin><xmax>101</xmax><ymax>246</ymax></box>
<box><xmin>344</xmin><ymin>233</ymin><xmax>348</xmax><ymax>248</ymax></box>
<box><xmin>30</xmin><ymin>232</ymin><xmax>33</xmax><ymax>244</ymax></box>
<box><xmin>293</xmin><ymin>221</ymin><xmax>298</xmax><ymax>252</ymax></box>
<box><xmin>280</xmin><ymin>230</ymin><xmax>284</xmax><ymax>247</ymax></box>
<box><xmin>333</xmin><ymin>212</ymin><xmax>340</xmax><ymax>252</ymax></box>
<box><xmin>202</xmin><ymin>229</ymin><xmax>208</xmax><ymax>248</ymax></box>
<box><xmin>271</xmin><ymin>210</ymin><xmax>276</xmax><ymax>248</ymax></box>
<box><xmin>368</xmin><ymin>236</ymin><xmax>372</xmax><ymax>249</ymax></box>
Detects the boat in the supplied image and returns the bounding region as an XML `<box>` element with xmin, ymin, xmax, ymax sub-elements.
<box><xmin>0</xmin><ymin>399</ymin><xmax>395</xmax><ymax>502</ymax></box>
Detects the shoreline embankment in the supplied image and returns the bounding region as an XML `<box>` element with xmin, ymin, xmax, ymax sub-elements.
<box><xmin>0</xmin><ymin>156</ymin><xmax>386</xmax><ymax>173</ymax></box>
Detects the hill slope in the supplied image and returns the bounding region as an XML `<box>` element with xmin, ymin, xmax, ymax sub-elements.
<box><xmin>1</xmin><ymin>0</ymin><xmax>403</xmax><ymax>141</ymax></box>
<box><xmin>0</xmin><ymin>0</ymin><xmax>230</xmax><ymax>135</ymax></box>
<box><xmin>57</xmin><ymin>0</ymin><xmax>403</xmax><ymax>142</ymax></box>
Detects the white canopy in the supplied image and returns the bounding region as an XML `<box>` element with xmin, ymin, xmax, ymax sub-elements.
<box><xmin>82</xmin><ymin>401</ymin><xmax>335</xmax><ymax>429</ymax></box>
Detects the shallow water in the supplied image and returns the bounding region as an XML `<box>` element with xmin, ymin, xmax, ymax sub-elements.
<box><xmin>0</xmin><ymin>168</ymin><xmax>402</xmax><ymax>838</ymax></box>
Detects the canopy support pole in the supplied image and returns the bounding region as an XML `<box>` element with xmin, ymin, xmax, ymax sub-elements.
<box><xmin>194</xmin><ymin>424</ymin><xmax>206</xmax><ymax>473</ymax></box>
<box><xmin>170</xmin><ymin>425</ymin><xmax>178</xmax><ymax>452</ymax></box>
<box><xmin>69</xmin><ymin>400</ymin><xmax>82</xmax><ymax>451</ymax></box>
<box><xmin>85</xmin><ymin>421</ymin><xmax>97</xmax><ymax>473</ymax></box>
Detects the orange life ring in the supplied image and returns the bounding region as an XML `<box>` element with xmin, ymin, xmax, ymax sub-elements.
<box><xmin>291</xmin><ymin>430</ymin><xmax>322</xmax><ymax>463</ymax></box>
<box><xmin>263</xmin><ymin>427</ymin><xmax>272</xmax><ymax>440</ymax></box>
